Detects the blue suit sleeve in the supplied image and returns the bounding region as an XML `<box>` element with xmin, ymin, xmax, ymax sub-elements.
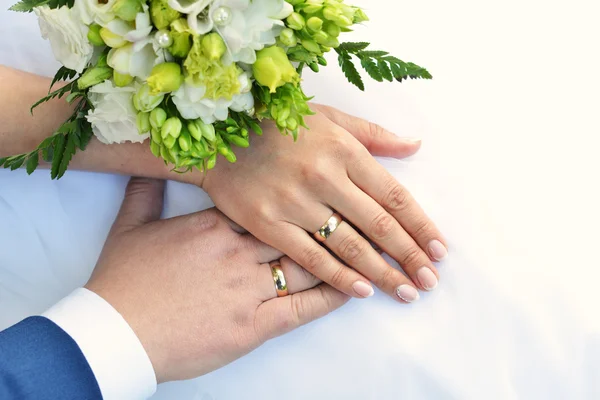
<box><xmin>0</xmin><ymin>316</ymin><xmax>103</xmax><ymax>400</ymax></box>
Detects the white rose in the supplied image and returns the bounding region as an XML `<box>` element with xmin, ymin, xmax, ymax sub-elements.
<box><xmin>35</xmin><ymin>5</ymin><xmax>94</xmax><ymax>73</ymax></box>
<box><xmin>86</xmin><ymin>81</ymin><xmax>150</xmax><ymax>144</ymax></box>
<box><xmin>72</xmin><ymin>0</ymin><xmax>117</xmax><ymax>26</ymax></box>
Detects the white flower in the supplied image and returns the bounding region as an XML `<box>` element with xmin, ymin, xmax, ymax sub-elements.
<box><xmin>172</xmin><ymin>72</ymin><xmax>254</xmax><ymax>123</ymax></box>
<box><xmin>108</xmin><ymin>39</ymin><xmax>167</xmax><ymax>79</ymax></box>
<box><xmin>72</xmin><ymin>0</ymin><xmax>117</xmax><ymax>26</ymax></box>
<box><xmin>86</xmin><ymin>80</ymin><xmax>149</xmax><ymax>145</ymax></box>
<box><xmin>34</xmin><ymin>5</ymin><xmax>94</xmax><ymax>73</ymax></box>
<box><xmin>103</xmin><ymin>4</ymin><xmax>153</xmax><ymax>43</ymax></box>
<box><xmin>168</xmin><ymin>0</ymin><xmax>214</xmax><ymax>34</ymax></box>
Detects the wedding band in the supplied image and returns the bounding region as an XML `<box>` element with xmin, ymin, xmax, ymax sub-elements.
<box><xmin>314</xmin><ymin>213</ymin><xmax>343</xmax><ymax>243</ymax></box>
<box><xmin>270</xmin><ymin>262</ymin><xmax>288</xmax><ymax>297</ymax></box>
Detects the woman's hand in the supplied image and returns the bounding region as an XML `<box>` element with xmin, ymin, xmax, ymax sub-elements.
<box><xmin>87</xmin><ymin>178</ymin><xmax>347</xmax><ymax>383</ymax></box>
<box><xmin>203</xmin><ymin>104</ymin><xmax>448</xmax><ymax>303</ymax></box>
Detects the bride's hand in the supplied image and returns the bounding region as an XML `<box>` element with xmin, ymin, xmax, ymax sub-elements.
<box><xmin>203</xmin><ymin>104</ymin><xmax>447</xmax><ymax>303</ymax></box>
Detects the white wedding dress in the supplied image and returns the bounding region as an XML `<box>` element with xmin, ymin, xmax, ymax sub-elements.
<box><xmin>2</xmin><ymin>1</ymin><xmax>600</xmax><ymax>399</ymax></box>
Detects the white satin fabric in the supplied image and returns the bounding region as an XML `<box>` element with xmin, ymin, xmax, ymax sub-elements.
<box><xmin>2</xmin><ymin>1</ymin><xmax>600</xmax><ymax>398</ymax></box>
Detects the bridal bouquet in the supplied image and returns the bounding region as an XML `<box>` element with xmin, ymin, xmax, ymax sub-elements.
<box><xmin>2</xmin><ymin>0</ymin><xmax>431</xmax><ymax>178</ymax></box>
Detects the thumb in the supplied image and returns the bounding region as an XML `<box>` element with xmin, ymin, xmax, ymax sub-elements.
<box><xmin>111</xmin><ymin>177</ymin><xmax>166</xmax><ymax>234</ymax></box>
<box><xmin>254</xmin><ymin>284</ymin><xmax>350</xmax><ymax>342</ymax></box>
<box><xmin>316</xmin><ymin>104</ymin><xmax>421</xmax><ymax>158</ymax></box>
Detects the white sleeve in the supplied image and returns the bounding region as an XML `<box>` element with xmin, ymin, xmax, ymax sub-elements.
<box><xmin>43</xmin><ymin>288</ymin><xmax>157</xmax><ymax>400</ymax></box>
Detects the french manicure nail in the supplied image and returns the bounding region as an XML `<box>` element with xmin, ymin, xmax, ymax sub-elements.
<box><xmin>417</xmin><ymin>267</ymin><xmax>438</xmax><ymax>291</ymax></box>
<box><xmin>396</xmin><ymin>285</ymin><xmax>420</xmax><ymax>303</ymax></box>
<box><xmin>353</xmin><ymin>281</ymin><xmax>375</xmax><ymax>298</ymax></box>
<box><xmin>427</xmin><ymin>240</ymin><xmax>448</xmax><ymax>261</ymax></box>
<box><xmin>398</xmin><ymin>137</ymin><xmax>422</xmax><ymax>144</ymax></box>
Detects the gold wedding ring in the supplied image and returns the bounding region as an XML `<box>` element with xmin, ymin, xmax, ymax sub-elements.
<box><xmin>314</xmin><ymin>213</ymin><xmax>343</xmax><ymax>243</ymax></box>
<box><xmin>270</xmin><ymin>262</ymin><xmax>288</xmax><ymax>297</ymax></box>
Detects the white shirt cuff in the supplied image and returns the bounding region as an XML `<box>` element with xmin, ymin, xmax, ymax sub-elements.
<box><xmin>43</xmin><ymin>288</ymin><xmax>157</xmax><ymax>400</ymax></box>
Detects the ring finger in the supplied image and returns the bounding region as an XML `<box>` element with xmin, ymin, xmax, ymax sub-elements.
<box><xmin>257</xmin><ymin>257</ymin><xmax>322</xmax><ymax>301</ymax></box>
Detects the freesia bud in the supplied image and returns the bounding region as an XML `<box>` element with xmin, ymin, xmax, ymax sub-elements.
<box><xmin>150</xmin><ymin>140</ymin><xmax>161</xmax><ymax>157</ymax></box>
<box><xmin>112</xmin><ymin>0</ymin><xmax>143</xmax><ymax>22</ymax></box>
<box><xmin>87</xmin><ymin>24</ymin><xmax>105</xmax><ymax>46</ymax></box>
<box><xmin>188</xmin><ymin>121</ymin><xmax>203</xmax><ymax>141</ymax></box>
<box><xmin>286</xmin><ymin>12</ymin><xmax>305</xmax><ymax>30</ymax></box>
<box><xmin>163</xmin><ymin>134</ymin><xmax>177</xmax><ymax>149</ymax></box>
<box><xmin>178</xmin><ymin>128</ymin><xmax>192</xmax><ymax>152</ymax></box>
<box><xmin>286</xmin><ymin>117</ymin><xmax>298</xmax><ymax>131</ymax></box>
<box><xmin>151</xmin><ymin>128</ymin><xmax>162</xmax><ymax>144</ymax></box>
<box><xmin>353</xmin><ymin>8</ymin><xmax>369</xmax><ymax>23</ymax></box>
<box><xmin>77</xmin><ymin>65</ymin><xmax>112</xmax><ymax>90</ymax></box>
<box><xmin>279</xmin><ymin>28</ymin><xmax>297</xmax><ymax>47</ymax></box>
<box><xmin>134</xmin><ymin>84</ymin><xmax>165</xmax><ymax>113</ymax></box>
<box><xmin>306</xmin><ymin>16</ymin><xmax>323</xmax><ymax>32</ymax></box>
<box><xmin>150</xmin><ymin>0</ymin><xmax>181</xmax><ymax>30</ymax></box>
<box><xmin>113</xmin><ymin>71</ymin><xmax>134</xmax><ymax>87</ymax></box>
<box><xmin>197</xmin><ymin>120</ymin><xmax>216</xmax><ymax>142</ymax></box>
<box><xmin>301</xmin><ymin>39</ymin><xmax>322</xmax><ymax>54</ymax></box>
<box><xmin>136</xmin><ymin>112</ymin><xmax>151</xmax><ymax>134</ymax></box>
<box><xmin>150</xmin><ymin>108</ymin><xmax>168</xmax><ymax>130</ymax></box>
<box><xmin>207</xmin><ymin>153</ymin><xmax>217</xmax><ymax>170</ymax></box>
<box><xmin>324</xmin><ymin>22</ymin><xmax>341</xmax><ymax>38</ymax></box>
<box><xmin>253</xmin><ymin>46</ymin><xmax>299</xmax><ymax>93</ymax></box>
<box><xmin>161</xmin><ymin>117</ymin><xmax>182</xmax><ymax>139</ymax></box>
<box><xmin>201</xmin><ymin>33</ymin><xmax>226</xmax><ymax>61</ymax></box>
<box><xmin>100</xmin><ymin>28</ymin><xmax>127</xmax><ymax>48</ymax></box>
<box><xmin>314</xmin><ymin>31</ymin><xmax>339</xmax><ymax>48</ymax></box>
<box><xmin>147</xmin><ymin>62</ymin><xmax>183</xmax><ymax>95</ymax></box>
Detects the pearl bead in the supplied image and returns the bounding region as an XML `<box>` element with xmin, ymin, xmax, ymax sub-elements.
<box><xmin>155</xmin><ymin>30</ymin><xmax>173</xmax><ymax>48</ymax></box>
<box><xmin>213</xmin><ymin>6</ymin><xmax>232</xmax><ymax>26</ymax></box>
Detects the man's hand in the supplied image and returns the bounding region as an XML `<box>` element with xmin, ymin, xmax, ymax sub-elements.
<box><xmin>86</xmin><ymin>177</ymin><xmax>348</xmax><ymax>383</ymax></box>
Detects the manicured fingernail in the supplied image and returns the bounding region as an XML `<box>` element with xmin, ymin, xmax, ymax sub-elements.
<box><xmin>399</xmin><ymin>137</ymin><xmax>422</xmax><ymax>144</ymax></box>
<box><xmin>428</xmin><ymin>240</ymin><xmax>448</xmax><ymax>261</ymax></box>
<box><xmin>396</xmin><ymin>285</ymin><xmax>420</xmax><ymax>303</ymax></box>
<box><xmin>353</xmin><ymin>281</ymin><xmax>375</xmax><ymax>298</ymax></box>
<box><xmin>417</xmin><ymin>267</ymin><xmax>438</xmax><ymax>291</ymax></box>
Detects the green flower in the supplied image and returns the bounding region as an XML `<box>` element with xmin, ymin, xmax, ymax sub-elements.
<box><xmin>161</xmin><ymin>117</ymin><xmax>182</xmax><ymax>139</ymax></box>
<box><xmin>113</xmin><ymin>71</ymin><xmax>134</xmax><ymax>87</ymax></box>
<box><xmin>147</xmin><ymin>62</ymin><xmax>183</xmax><ymax>95</ymax></box>
<box><xmin>112</xmin><ymin>0</ymin><xmax>144</xmax><ymax>22</ymax></box>
<box><xmin>78</xmin><ymin>64</ymin><xmax>113</xmax><ymax>90</ymax></box>
<box><xmin>133</xmin><ymin>84</ymin><xmax>165</xmax><ymax>112</ymax></box>
<box><xmin>136</xmin><ymin>112</ymin><xmax>151</xmax><ymax>134</ymax></box>
<box><xmin>169</xmin><ymin>19</ymin><xmax>193</xmax><ymax>58</ymax></box>
<box><xmin>150</xmin><ymin>107</ymin><xmax>167</xmax><ymax>130</ymax></box>
<box><xmin>201</xmin><ymin>33</ymin><xmax>227</xmax><ymax>61</ymax></box>
<box><xmin>100</xmin><ymin>28</ymin><xmax>127</xmax><ymax>48</ymax></box>
<box><xmin>184</xmin><ymin>36</ymin><xmax>242</xmax><ymax>100</ymax></box>
<box><xmin>253</xmin><ymin>46</ymin><xmax>299</xmax><ymax>93</ymax></box>
<box><xmin>150</xmin><ymin>0</ymin><xmax>181</xmax><ymax>30</ymax></box>
<box><xmin>87</xmin><ymin>24</ymin><xmax>104</xmax><ymax>46</ymax></box>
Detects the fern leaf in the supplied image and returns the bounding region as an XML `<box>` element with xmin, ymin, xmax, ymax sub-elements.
<box><xmin>338</xmin><ymin>52</ymin><xmax>364</xmax><ymax>91</ymax></box>
<box><xmin>50</xmin><ymin>134</ymin><xmax>66</xmax><ymax>179</ymax></box>
<box><xmin>360</xmin><ymin>58</ymin><xmax>383</xmax><ymax>82</ymax></box>
<box><xmin>338</xmin><ymin>42</ymin><xmax>370</xmax><ymax>53</ymax></box>
<box><xmin>378</xmin><ymin>60</ymin><xmax>394</xmax><ymax>82</ymax></box>
<box><xmin>49</xmin><ymin>66</ymin><xmax>77</xmax><ymax>92</ymax></box>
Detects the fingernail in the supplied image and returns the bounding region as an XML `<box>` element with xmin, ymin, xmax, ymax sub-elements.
<box><xmin>417</xmin><ymin>267</ymin><xmax>438</xmax><ymax>291</ymax></box>
<box><xmin>398</xmin><ymin>137</ymin><xmax>422</xmax><ymax>144</ymax></box>
<box><xmin>396</xmin><ymin>285</ymin><xmax>420</xmax><ymax>303</ymax></box>
<box><xmin>353</xmin><ymin>281</ymin><xmax>375</xmax><ymax>298</ymax></box>
<box><xmin>427</xmin><ymin>240</ymin><xmax>448</xmax><ymax>261</ymax></box>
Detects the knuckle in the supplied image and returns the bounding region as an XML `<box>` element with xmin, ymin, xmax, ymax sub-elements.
<box><xmin>291</xmin><ymin>295</ymin><xmax>310</xmax><ymax>326</ymax></box>
<box><xmin>368</xmin><ymin>121</ymin><xmax>386</xmax><ymax>141</ymax></box>
<box><xmin>413</xmin><ymin>218</ymin><xmax>434</xmax><ymax>239</ymax></box>
<box><xmin>338</xmin><ymin>234</ymin><xmax>367</xmax><ymax>262</ymax></box>
<box><xmin>299</xmin><ymin>246</ymin><xmax>326</xmax><ymax>273</ymax></box>
<box><xmin>373</xmin><ymin>266</ymin><xmax>398</xmax><ymax>290</ymax></box>
<box><xmin>399</xmin><ymin>246</ymin><xmax>424</xmax><ymax>268</ymax></box>
<box><xmin>189</xmin><ymin>209</ymin><xmax>219</xmax><ymax>231</ymax></box>
<box><xmin>299</xmin><ymin>160</ymin><xmax>330</xmax><ymax>186</ymax></box>
<box><xmin>329</xmin><ymin>265</ymin><xmax>348</xmax><ymax>288</ymax></box>
<box><xmin>382</xmin><ymin>182</ymin><xmax>410</xmax><ymax>212</ymax></box>
<box><xmin>369</xmin><ymin>212</ymin><xmax>396</xmax><ymax>241</ymax></box>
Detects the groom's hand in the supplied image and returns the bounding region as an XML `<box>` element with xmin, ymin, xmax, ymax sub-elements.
<box><xmin>85</xmin><ymin>178</ymin><xmax>348</xmax><ymax>383</ymax></box>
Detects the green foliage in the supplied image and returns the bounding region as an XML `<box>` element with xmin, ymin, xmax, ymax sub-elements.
<box><xmin>30</xmin><ymin>80</ymin><xmax>79</xmax><ymax>114</ymax></box>
<box><xmin>335</xmin><ymin>42</ymin><xmax>433</xmax><ymax>90</ymax></box>
<box><xmin>9</xmin><ymin>0</ymin><xmax>74</xmax><ymax>12</ymax></box>
<box><xmin>49</xmin><ymin>67</ymin><xmax>77</xmax><ymax>92</ymax></box>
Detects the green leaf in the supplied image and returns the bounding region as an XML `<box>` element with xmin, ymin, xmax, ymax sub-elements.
<box><xmin>56</xmin><ymin>133</ymin><xmax>76</xmax><ymax>179</ymax></box>
<box><xmin>357</xmin><ymin>50</ymin><xmax>389</xmax><ymax>58</ymax></box>
<box><xmin>26</xmin><ymin>152</ymin><xmax>39</xmax><ymax>175</ymax></box>
<box><xmin>50</xmin><ymin>134</ymin><xmax>66</xmax><ymax>179</ymax></box>
<box><xmin>8</xmin><ymin>0</ymin><xmax>46</xmax><ymax>12</ymax></box>
<box><xmin>378</xmin><ymin>60</ymin><xmax>394</xmax><ymax>82</ymax></box>
<box><xmin>338</xmin><ymin>52</ymin><xmax>364</xmax><ymax>91</ymax></box>
<box><xmin>9</xmin><ymin>156</ymin><xmax>26</xmax><ymax>171</ymax></box>
<box><xmin>31</xmin><ymin>81</ymin><xmax>77</xmax><ymax>114</ymax></box>
<box><xmin>49</xmin><ymin>66</ymin><xmax>77</xmax><ymax>92</ymax></box>
<box><xmin>338</xmin><ymin>42</ymin><xmax>370</xmax><ymax>53</ymax></box>
<box><xmin>0</xmin><ymin>157</ymin><xmax>7</xmax><ymax>168</ymax></box>
<box><xmin>360</xmin><ymin>58</ymin><xmax>383</xmax><ymax>82</ymax></box>
<box><xmin>77</xmin><ymin>119</ymin><xmax>94</xmax><ymax>150</ymax></box>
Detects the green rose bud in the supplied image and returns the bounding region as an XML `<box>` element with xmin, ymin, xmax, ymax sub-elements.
<box><xmin>150</xmin><ymin>108</ymin><xmax>168</xmax><ymax>130</ymax></box>
<box><xmin>323</xmin><ymin>22</ymin><xmax>341</xmax><ymax>38</ymax></box>
<box><xmin>150</xmin><ymin>140</ymin><xmax>161</xmax><ymax>158</ymax></box>
<box><xmin>136</xmin><ymin>112</ymin><xmax>151</xmax><ymax>134</ymax></box>
<box><xmin>286</xmin><ymin>12</ymin><xmax>305</xmax><ymax>30</ymax></box>
<box><xmin>147</xmin><ymin>62</ymin><xmax>183</xmax><ymax>95</ymax></box>
<box><xmin>87</xmin><ymin>24</ymin><xmax>105</xmax><ymax>46</ymax></box>
<box><xmin>178</xmin><ymin>128</ymin><xmax>192</xmax><ymax>152</ymax></box>
<box><xmin>188</xmin><ymin>121</ymin><xmax>203</xmax><ymax>141</ymax></box>
<box><xmin>279</xmin><ymin>28</ymin><xmax>297</xmax><ymax>47</ymax></box>
<box><xmin>77</xmin><ymin>65</ymin><xmax>112</xmax><ymax>90</ymax></box>
<box><xmin>133</xmin><ymin>84</ymin><xmax>165</xmax><ymax>113</ymax></box>
<box><xmin>301</xmin><ymin>39</ymin><xmax>322</xmax><ymax>54</ymax></box>
<box><xmin>112</xmin><ymin>0</ymin><xmax>143</xmax><ymax>22</ymax></box>
<box><xmin>253</xmin><ymin>46</ymin><xmax>299</xmax><ymax>93</ymax></box>
<box><xmin>100</xmin><ymin>28</ymin><xmax>127</xmax><ymax>48</ymax></box>
<box><xmin>151</xmin><ymin>128</ymin><xmax>162</xmax><ymax>144</ymax></box>
<box><xmin>150</xmin><ymin>0</ymin><xmax>181</xmax><ymax>30</ymax></box>
<box><xmin>113</xmin><ymin>71</ymin><xmax>134</xmax><ymax>87</ymax></box>
<box><xmin>353</xmin><ymin>8</ymin><xmax>369</xmax><ymax>23</ymax></box>
<box><xmin>201</xmin><ymin>33</ymin><xmax>226</xmax><ymax>61</ymax></box>
<box><xmin>161</xmin><ymin>117</ymin><xmax>182</xmax><ymax>139</ymax></box>
<box><xmin>163</xmin><ymin>134</ymin><xmax>177</xmax><ymax>149</ymax></box>
<box><xmin>306</xmin><ymin>16</ymin><xmax>323</xmax><ymax>32</ymax></box>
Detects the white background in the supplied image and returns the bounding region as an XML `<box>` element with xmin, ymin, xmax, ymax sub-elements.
<box><xmin>1</xmin><ymin>0</ymin><xmax>600</xmax><ymax>398</ymax></box>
